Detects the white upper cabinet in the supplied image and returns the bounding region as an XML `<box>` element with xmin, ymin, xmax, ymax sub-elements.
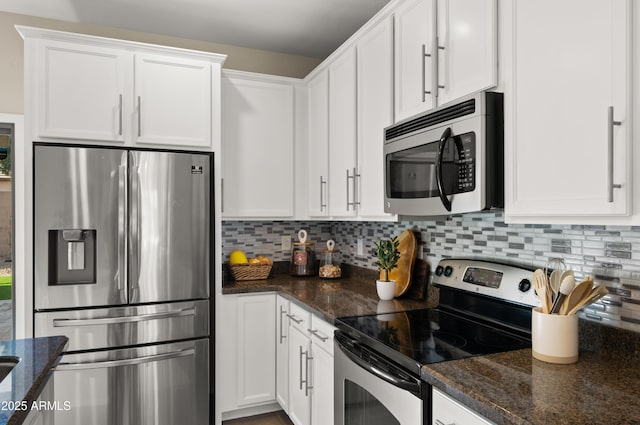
<box><xmin>306</xmin><ymin>70</ymin><xmax>330</xmax><ymax>218</ymax></box>
<box><xmin>328</xmin><ymin>49</ymin><xmax>358</xmax><ymax>218</ymax></box>
<box><xmin>357</xmin><ymin>16</ymin><xmax>395</xmax><ymax>219</ymax></box>
<box><xmin>394</xmin><ymin>0</ymin><xmax>496</xmax><ymax>122</ymax></box>
<box><xmin>221</xmin><ymin>71</ymin><xmax>296</xmax><ymax>218</ymax></box>
<box><xmin>35</xmin><ymin>40</ymin><xmax>131</xmax><ymax>143</ymax></box>
<box><xmin>395</xmin><ymin>0</ymin><xmax>436</xmax><ymax>121</ymax></box>
<box><xmin>504</xmin><ymin>0</ymin><xmax>631</xmax><ymax>222</ymax></box>
<box><xmin>21</xmin><ymin>27</ymin><xmax>225</xmax><ymax>151</ymax></box>
<box><xmin>134</xmin><ymin>53</ymin><xmax>212</xmax><ymax>147</ymax></box>
<box><xmin>435</xmin><ymin>0</ymin><xmax>497</xmax><ymax>105</ymax></box>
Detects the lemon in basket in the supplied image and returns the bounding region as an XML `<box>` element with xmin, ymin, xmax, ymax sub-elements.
<box><xmin>230</xmin><ymin>250</ymin><xmax>248</xmax><ymax>265</ymax></box>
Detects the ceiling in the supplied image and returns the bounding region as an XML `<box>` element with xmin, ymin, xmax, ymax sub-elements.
<box><xmin>0</xmin><ymin>0</ymin><xmax>391</xmax><ymax>58</ymax></box>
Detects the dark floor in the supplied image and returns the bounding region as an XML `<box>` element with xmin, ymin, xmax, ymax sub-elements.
<box><xmin>223</xmin><ymin>411</ymin><xmax>293</xmax><ymax>425</ymax></box>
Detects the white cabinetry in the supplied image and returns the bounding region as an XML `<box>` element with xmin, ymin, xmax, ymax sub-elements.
<box><xmin>284</xmin><ymin>302</ymin><xmax>336</xmax><ymax>425</ymax></box>
<box><xmin>221</xmin><ymin>71</ymin><xmax>296</xmax><ymax>218</ymax></box>
<box><xmin>276</xmin><ymin>295</ymin><xmax>290</xmax><ymax>413</ymax></box>
<box><xmin>504</xmin><ymin>0</ymin><xmax>632</xmax><ymax>222</ymax></box>
<box><xmin>328</xmin><ymin>49</ymin><xmax>358</xmax><ymax>218</ymax></box>
<box><xmin>306</xmin><ymin>70</ymin><xmax>330</xmax><ymax>218</ymax></box>
<box><xmin>394</xmin><ymin>0</ymin><xmax>496</xmax><ymax>122</ymax></box>
<box><xmin>219</xmin><ymin>293</ymin><xmax>277</xmax><ymax>416</ymax></box>
<box><xmin>21</xmin><ymin>27</ymin><xmax>225</xmax><ymax>150</ymax></box>
<box><xmin>357</xmin><ymin>15</ymin><xmax>395</xmax><ymax>219</ymax></box>
<box><xmin>432</xmin><ymin>388</ymin><xmax>494</xmax><ymax>425</ymax></box>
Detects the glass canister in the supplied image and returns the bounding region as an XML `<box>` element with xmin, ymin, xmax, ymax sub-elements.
<box><xmin>290</xmin><ymin>229</ymin><xmax>317</xmax><ymax>276</ymax></box>
<box><xmin>319</xmin><ymin>240</ymin><xmax>342</xmax><ymax>279</ymax></box>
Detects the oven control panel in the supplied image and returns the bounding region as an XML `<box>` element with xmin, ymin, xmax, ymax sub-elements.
<box><xmin>432</xmin><ymin>259</ymin><xmax>539</xmax><ymax>307</ymax></box>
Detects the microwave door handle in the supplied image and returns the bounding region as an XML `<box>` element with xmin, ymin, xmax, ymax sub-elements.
<box><xmin>436</xmin><ymin>127</ymin><xmax>453</xmax><ymax>211</ymax></box>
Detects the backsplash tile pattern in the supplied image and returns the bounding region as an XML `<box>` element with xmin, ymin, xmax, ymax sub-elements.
<box><xmin>222</xmin><ymin>213</ymin><xmax>640</xmax><ymax>333</ymax></box>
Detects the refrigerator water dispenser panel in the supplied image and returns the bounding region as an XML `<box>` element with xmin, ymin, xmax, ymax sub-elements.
<box><xmin>48</xmin><ymin>229</ymin><xmax>96</xmax><ymax>285</ymax></box>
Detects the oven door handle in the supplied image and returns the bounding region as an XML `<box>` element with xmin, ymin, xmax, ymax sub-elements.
<box><xmin>435</xmin><ymin>127</ymin><xmax>458</xmax><ymax>212</ymax></box>
<box><xmin>336</xmin><ymin>336</ymin><xmax>421</xmax><ymax>397</ymax></box>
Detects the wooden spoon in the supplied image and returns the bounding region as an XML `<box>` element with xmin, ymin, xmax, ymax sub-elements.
<box><xmin>532</xmin><ymin>269</ymin><xmax>552</xmax><ymax>314</ymax></box>
<box><xmin>559</xmin><ymin>278</ymin><xmax>593</xmax><ymax>315</ymax></box>
<box><xmin>566</xmin><ymin>285</ymin><xmax>608</xmax><ymax>315</ymax></box>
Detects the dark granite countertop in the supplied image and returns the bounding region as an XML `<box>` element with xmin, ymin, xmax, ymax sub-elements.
<box><xmin>222</xmin><ymin>264</ymin><xmax>438</xmax><ymax>324</ymax></box>
<box><xmin>224</xmin><ymin>264</ymin><xmax>640</xmax><ymax>424</ymax></box>
<box><xmin>0</xmin><ymin>336</ymin><xmax>68</xmax><ymax>425</ymax></box>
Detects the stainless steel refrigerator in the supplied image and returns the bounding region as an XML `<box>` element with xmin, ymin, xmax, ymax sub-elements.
<box><xmin>33</xmin><ymin>143</ymin><xmax>212</xmax><ymax>425</ymax></box>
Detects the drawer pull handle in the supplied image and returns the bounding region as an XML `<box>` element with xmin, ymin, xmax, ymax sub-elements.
<box><xmin>308</xmin><ymin>329</ymin><xmax>329</xmax><ymax>342</ymax></box>
<box><xmin>286</xmin><ymin>313</ymin><xmax>303</xmax><ymax>324</ymax></box>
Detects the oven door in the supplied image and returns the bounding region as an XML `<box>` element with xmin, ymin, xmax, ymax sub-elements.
<box><xmin>384</xmin><ymin>117</ymin><xmax>483</xmax><ymax>216</ymax></box>
<box><xmin>334</xmin><ymin>333</ymin><xmax>427</xmax><ymax>425</ymax></box>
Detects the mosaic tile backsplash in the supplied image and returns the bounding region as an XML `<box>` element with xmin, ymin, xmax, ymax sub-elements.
<box><xmin>222</xmin><ymin>212</ymin><xmax>640</xmax><ymax>333</ymax></box>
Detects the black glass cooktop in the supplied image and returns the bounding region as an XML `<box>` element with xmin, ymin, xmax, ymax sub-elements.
<box><xmin>335</xmin><ymin>308</ymin><xmax>531</xmax><ymax>376</ymax></box>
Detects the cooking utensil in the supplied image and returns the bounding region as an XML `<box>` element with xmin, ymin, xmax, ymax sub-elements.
<box><xmin>566</xmin><ymin>284</ymin><xmax>608</xmax><ymax>316</ymax></box>
<box><xmin>559</xmin><ymin>278</ymin><xmax>593</xmax><ymax>315</ymax></box>
<box><xmin>544</xmin><ymin>258</ymin><xmax>567</xmax><ymax>300</ymax></box>
<box><xmin>532</xmin><ymin>269</ymin><xmax>552</xmax><ymax>314</ymax></box>
<box><xmin>550</xmin><ymin>275</ymin><xmax>575</xmax><ymax>314</ymax></box>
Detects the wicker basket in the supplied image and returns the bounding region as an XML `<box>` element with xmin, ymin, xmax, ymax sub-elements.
<box><xmin>229</xmin><ymin>263</ymin><xmax>272</xmax><ymax>281</ymax></box>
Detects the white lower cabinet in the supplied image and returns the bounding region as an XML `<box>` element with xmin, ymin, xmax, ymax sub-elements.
<box><xmin>432</xmin><ymin>388</ymin><xmax>494</xmax><ymax>425</ymax></box>
<box><xmin>219</xmin><ymin>293</ymin><xmax>277</xmax><ymax>416</ymax></box>
<box><xmin>279</xmin><ymin>299</ymin><xmax>336</xmax><ymax>425</ymax></box>
<box><xmin>276</xmin><ymin>296</ymin><xmax>291</xmax><ymax>413</ymax></box>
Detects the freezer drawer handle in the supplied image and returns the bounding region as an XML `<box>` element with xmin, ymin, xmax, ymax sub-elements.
<box><xmin>55</xmin><ymin>348</ymin><xmax>195</xmax><ymax>371</ymax></box>
<box><xmin>52</xmin><ymin>308</ymin><xmax>196</xmax><ymax>327</ymax></box>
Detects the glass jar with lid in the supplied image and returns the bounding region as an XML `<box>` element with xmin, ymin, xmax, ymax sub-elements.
<box><xmin>319</xmin><ymin>240</ymin><xmax>342</xmax><ymax>279</ymax></box>
<box><xmin>290</xmin><ymin>229</ymin><xmax>317</xmax><ymax>276</ymax></box>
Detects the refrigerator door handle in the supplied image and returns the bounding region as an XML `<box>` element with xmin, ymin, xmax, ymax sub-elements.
<box><xmin>55</xmin><ymin>348</ymin><xmax>195</xmax><ymax>371</ymax></box>
<box><xmin>52</xmin><ymin>308</ymin><xmax>196</xmax><ymax>327</ymax></box>
<box><xmin>128</xmin><ymin>151</ymin><xmax>141</xmax><ymax>302</ymax></box>
<box><xmin>117</xmin><ymin>153</ymin><xmax>128</xmax><ymax>303</ymax></box>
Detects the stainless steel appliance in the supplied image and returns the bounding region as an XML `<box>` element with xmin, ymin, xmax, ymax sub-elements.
<box><xmin>384</xmin><ymin>92</ymin><xmax>504</xmax><ymax>216</ymax></box>
<box><xmin>334</xmin><ymin>259</ymin><xmax>539</xmax><ymax>425</ymax></box>
<box><xmin>33</xmin><ymin>143</ymin><xmax>212</xmax><ymax>425</ymax></box>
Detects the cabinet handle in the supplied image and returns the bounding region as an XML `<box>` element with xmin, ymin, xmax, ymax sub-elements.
<box><xmin>304</xmin><ymin>351</ymin><xmax>313</xmax><ymax>396</ymax></box>
<box><xmin>320</xmin><ymin>176</ymin><xmax>327</xmax><ymax>211</ymax></box>
<box><xmin>354</xmin><ymin>168</ymin><xmax>360</xmax><ymax>208</ymax></box>
<box><xmin>422</xmin><ymin>44</ymin><xmax>432</xmax><ymax>102</ymax></box>
<box><xmin>137</xmin><ymin>96</ymin><xmax>142</xmax><ymax>137</ymax></box>
<box><xmin>434</xmin><ymin>420</ymin><xmax>453</xmax><ymax>425</ymax></box>
<box><xmin>299</xmin><ymin>346</ymin><xmax>305</xmax><ymax>390</ymax></box>
<box><xmin>308</xmin><ymin>328</ymin><xmax>329</xmax><ymax>342</ymax></box>
<box><xmin>118</xmin><ymin>94</ymin><xmax>123</xmax><ymax>136</ymax></box>
<box><xmin>608</xmin><ymin>106</ymin><xmax>622</xmax><ymax>202</ymax></box>
<box><xmin>437</xmin><ymin>43</ymin><xmax>446</xmax><ymax>91</ymax></box>
<box><xmin>346</xmin><ymin>169</ymin><xmax>352</xmax><ymax>210</ymax></box>
<box><xmin>286</xmin><ymin>313</ymin><xmax>303</xmax><ymax>324</ymax></box>
<box><xmin>221</xmin><ymin>178</ymin><xmax>224</xmax><ymax>213</ymax></box>
<box><xmin>279</xmin><ymin>306</ymin><xmax>287</xmax><ymax>344</ymax></box>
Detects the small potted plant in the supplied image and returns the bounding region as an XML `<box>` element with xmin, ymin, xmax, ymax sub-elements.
<box><xmin>373</xmin><ymin>237</ymin><xmax>401</xmax><ymax>300</ymax></box>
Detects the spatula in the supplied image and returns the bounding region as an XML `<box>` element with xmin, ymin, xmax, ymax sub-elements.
<box><xmin>559</xmin><ymin>278</ymin><xmax>593</xmax><ymax>315</ymax></box>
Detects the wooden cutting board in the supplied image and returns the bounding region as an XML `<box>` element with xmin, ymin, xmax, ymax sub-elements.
<box><xmin>379</xmin><ymin>229</ymin><xmax>417</xmax><ymax>297</ymax></box>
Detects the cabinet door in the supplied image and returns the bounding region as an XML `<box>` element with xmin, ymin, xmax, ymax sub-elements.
<box><xmin>222</xmin><ymin>75</ymin><xmax>295</xmax><ymax>218</ymax></box>
<box><xmin>357</xmin><ymin>16</ymin><xmax>395</xmax><ymax>219</ymax></box>
<box><xmin>37</xmin><ymin>40</ymin><xmax>130</xmax><ymax>142</ymax></box>
<box><xmin>436</xmin><ymin>0</ymin><xmax>497</xmax><ymax>105</ymax></box>
<box><xmin>506</xmin><ymin>0</ymin><xmax>631</xmax><ymax>219</ymax></box>
<box><xmin>307</xmin><ymin>70</ymin><xmax>330</xmax><ymax>217</ymax></box>
<box><xmin>236</xmin><ymin>294</ymin><xmax>276</xmax><ymax>406</ymax></box>
<box><xmin>394</xmin><ymin>0</ymin><xmax>436</xmax><ymax>122</ymax></box>
<box><xmin>328</xmin><ymin>49</ymin><xmax>358</xmax><ymax>218</ymax></box>
<box><xmin>276</xmin><ymin>296</ymin><xmax>290</xmax><ymax>413</ymax></box>
<box><xmin>310</xmin><ymin>345</ymin><xmax>334</xmax><ymax>425</ymax></box>
<box><xmin>288</xmin><ymin>326</ymin><xmax>311</xmax><ymax>425</ymax></box>
<box><xmin>134</xmin><ymin>53</ymin><xmax>212</xmax><ymax>148</ymax></box>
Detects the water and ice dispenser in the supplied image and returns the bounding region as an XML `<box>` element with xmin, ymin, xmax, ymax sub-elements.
<box><xmin>48</xmin><ymin>229</ymin><xmax>97</xmax><ymax>285</ymax></box>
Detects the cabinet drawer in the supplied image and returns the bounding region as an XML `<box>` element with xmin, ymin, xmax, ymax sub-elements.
<box><xmin>309</xmin><ymin>315</ymin><xmax>336</xmax><ymax>356</ymax></box>
<box><xmin>432</xmin><ymin>388</ymin><xmax>494</xmax><ymax>425</ymax></box>
<box><xmin>288</xmin><ymin>302</ymin><xmax>311</xmax><ymax>334</ymax></box>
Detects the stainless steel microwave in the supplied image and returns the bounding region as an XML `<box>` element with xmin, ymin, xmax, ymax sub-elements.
<box><xmin>384</xmin><ymin>91</ymin><xmax>503</xmax><ymax>216</ymax></box>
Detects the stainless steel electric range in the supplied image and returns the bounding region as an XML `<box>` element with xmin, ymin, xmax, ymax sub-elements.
<box><xmin>334</xmin><ymin>259</ymin><xmax>540</xmax><ymax>425</ymax></box>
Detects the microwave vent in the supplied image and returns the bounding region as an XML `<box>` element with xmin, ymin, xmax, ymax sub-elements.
<box><xmin>385</xmin><ymin>99</ymin><xmax>476</xmax><ymax>141</ymax></box>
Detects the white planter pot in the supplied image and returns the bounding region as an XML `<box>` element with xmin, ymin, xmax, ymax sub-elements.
<box><xmin>376</xmin><ymin>279</ymin><xmax>396</xmax><ymax>301</ymax></box>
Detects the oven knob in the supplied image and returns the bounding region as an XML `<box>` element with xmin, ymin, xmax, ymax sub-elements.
<box><xmin>518</xmin><ymin>278</ymin><xmax>532</xmax><ymax>293</ymax></box>
<box><xmin>443</xmin><ymin>266</ymin><xmax>453</xmax><ymax>277</ymax></box>
<box><xmin>435</xmin><ymin>266</ymin><xmax>444</xmax><ymax>276</ymax></box>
